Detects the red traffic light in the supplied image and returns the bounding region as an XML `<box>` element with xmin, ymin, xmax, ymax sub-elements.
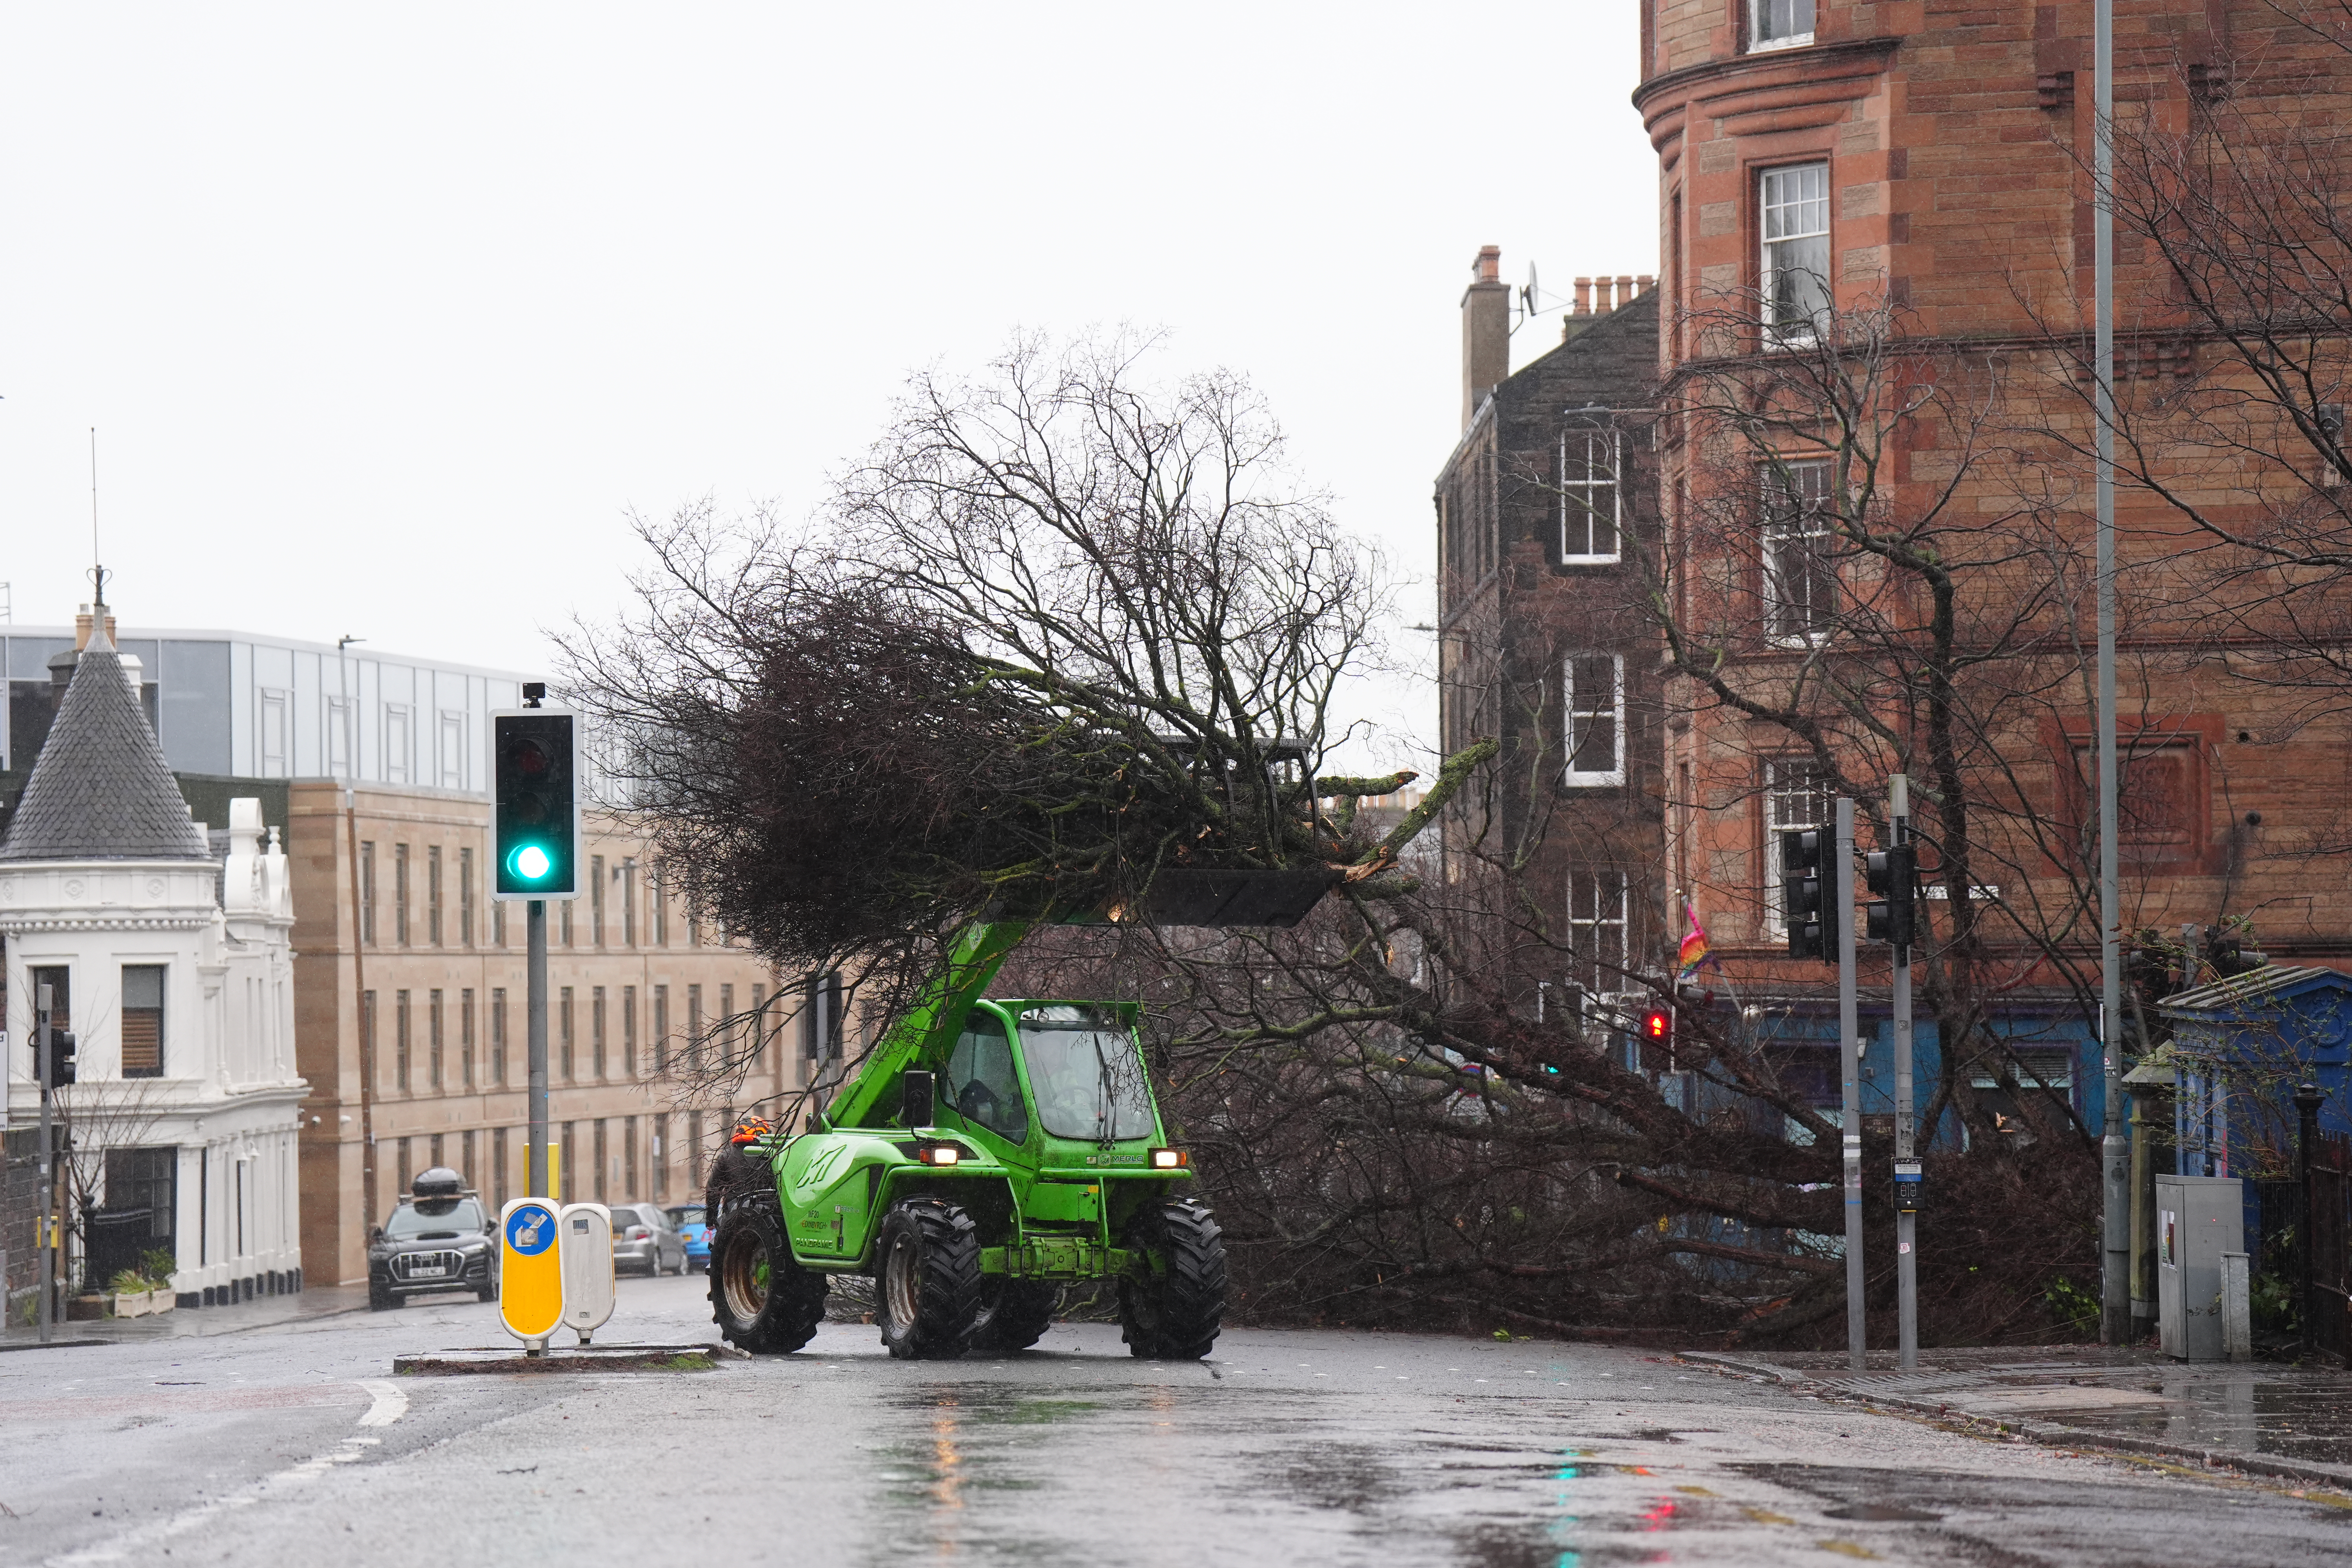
<box><xmin>1641</xmin><ymin>1008</ymin><xmax>1672</xmax><ymax>1041</ymax></box>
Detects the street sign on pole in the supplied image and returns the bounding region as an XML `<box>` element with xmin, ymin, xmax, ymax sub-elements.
<box><xmin>557</xmin><ymin>1203</ymin><xmax>616</xmax><ymax>1344</ymax></box>
<box><xmin>1837</xmin><ymin>797</ymin><xmax>1866</xmax><ymax>1372</ymax></box>
<box><xmin>499</xmin><ymin>1198</ymin><xmax>565</xmax><ymax>1350</ymax></box>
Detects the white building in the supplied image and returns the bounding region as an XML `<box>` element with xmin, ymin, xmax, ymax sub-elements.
<box><xmin>0</xmin><ymin>612</ymin><xmax>305</xmax><ymax>1307</ymax></box>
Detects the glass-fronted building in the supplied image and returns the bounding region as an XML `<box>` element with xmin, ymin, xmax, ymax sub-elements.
<box><xmin>3</xmin><ymin>623</ymin><xmax>533</xmax><ymax>788</ymax></box>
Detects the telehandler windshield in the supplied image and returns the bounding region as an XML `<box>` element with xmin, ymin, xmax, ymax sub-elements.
<box><xmin>1018</xmin><ymin>1005</ymin><xmax>1154</xmax><ymax>1142</ymax></box>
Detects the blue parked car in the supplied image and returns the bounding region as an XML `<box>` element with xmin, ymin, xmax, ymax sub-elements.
<box><xmin>666</xmin><ymin>1203</ymin><xmax>710</xmax><ymax>1272</ymax></box>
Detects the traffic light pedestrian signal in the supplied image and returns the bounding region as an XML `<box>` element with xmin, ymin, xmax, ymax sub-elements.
<box><xmin>1865</xmin><ymin>843</ymin><xmax>1918</xmax><ymax>949</ymax></box>
<box><xmin>1782</xmin><ymin>829</ymin><xmax>1837</xmax><ymax>963</ymax></box>
<box><xmin>494</xmin><ymin>710</ymin><xmax>579</xmax><ymax>899</ymax></box>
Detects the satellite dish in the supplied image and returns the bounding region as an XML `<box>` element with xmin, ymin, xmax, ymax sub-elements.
<box><xmin>1521</xmin><ymin>260</ymin><xmax>1539</xmax><ymax>318</ymax></box>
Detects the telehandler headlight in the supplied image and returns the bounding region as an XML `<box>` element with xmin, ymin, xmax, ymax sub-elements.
<box><xmin>913</xmin><ymin>1141</ymin><xmax>964</xmax><ymax>1167</ymax></box>
<box><xmin>1148</xmin><ymin>1147</ymin><xmax>1189</xmax><ymax>1170</ymax></box>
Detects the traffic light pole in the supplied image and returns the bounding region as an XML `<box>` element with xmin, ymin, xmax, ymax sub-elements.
<box><xmin>528</xmin><ymin>899</ymin><xmax>549</xmax><ymax>1200</ymax></box>
<box><xmin>1837</xmin><ymin>796</ymin><xmax>1865</xmax><ymax>1372</ymax></box>
<box><xmin>1891</xmin><ymin>777</ymin><xmax>1918</xmax><ymax>1371</ymax></box>
<box><xmin>36</xmin><ymin>983</ymin><xmax>54</xmax><ymax>1345</ymax></box>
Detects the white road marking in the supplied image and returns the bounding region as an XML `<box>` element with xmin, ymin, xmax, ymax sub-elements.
<box><xmin>48</xmin><ymin>1380</ymin><xmax>411</xmax><ymax>1565</ymax></box>
<box><xmin>356</xmin><ymin>1379</ymin><xmax>408</xmax><ymax>1426</ymax></box>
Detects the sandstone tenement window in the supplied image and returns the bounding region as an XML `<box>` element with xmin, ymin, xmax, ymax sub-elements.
<box><xmin>622</xmin><ymin>859</ymin><xmax>637</xmax><ymax>946</ymax></box>
<box><xmin>395</xmin><ymin>989</ymin><xmax>412</xmax><ymax>1091</ymax></box>
<box><xmin>561</xmin><ymin>986</ymin><xmax>575</xmax><ymax>1080</ymax></box>
<box><xmin>1558</xmin><ymin>429</ymin><xmax>1622</xmax><ymax>563</ymax></box>
<box><xmin>591</xmin><ymin>854</ymin><xmax>606</xmax><ymax>946</ymax></box>
<box><xmin>1760</xmin><ymin>163</ymin><xmax>1830</xmax><ymax>342</ymax></box>
<box><xmin>429</xmin><ymin>988</ymin><xmax>445</xmax><ymax>1089</ymax></box>
<box><xmin>751</xmin><ymin>982</ymin><xmax>768</xmax><ymax>1068</ymax></box>
<box><xmin>720</xmin><ymin>983</ymin><xmax>735</xmax><ymax>1072</ymax></box>
<box><xmin>394</xmin><ymin>843</ymin><xmax>410</xmax><ymax>946</ymax></box>
<box><xmin>120</xmin><ymin>964</ymin><xmax>165</xmax><ymax>1078</ymax></box>
<box><xmin>1749</xmin><ymin>0</ymin><xmax>1813</xmax><ymax>51</ymax></box>
<box><xmin>688</xmin><ymin>984</ymin><xmax>704</xmax><ymax>1072</ymax></box>
<box><xmin>1565</xmin><ymin>653</ymin><xmax>1627</xmax><ymax>787</ymax></box>
<box><xmin>1566</xmin><ymin>870</ymin><xmax>1630</xmax><ymax>998</ymax></box>
<box><xmin>652</xmin><ymin>1112</ymin><xmax>669</xmax><ymax>1201</ymax></box>
<box><xmin>593</xmin><ymin>986</ymin><xmax>608</xmax><ymax>1078</ymax></box>
<box><xmin>459</xmin><ymin>846</ymin><xmax>475</xmax><ymax>946</ymax></box>
<box><xmin>461</xmin><ymin>987</ymin><xmax>475</xmax><ymax>1087</ymax></box>
<box><xmin>491</xmin><ymin>987</ymin><xmax>508</xmax><ymax>1085</ymax></box>
<box><xmin>561</xmin><ymin>896</ymin><xmax>573</xmax><ymax>948</ymax></box>
<box><xmin>360</xmin><ymin>842</ymin><xmax>377</xmax><ymax>946</ymax></box>
<box><xmin>625</xmin><ymin>1117</ymin><xmax>639</xmax><ymax>1197</ymax></box>
<box><xmin>654</xmin><ymin>985</ymin><xmax>670</xmax><ymax>1072</ymax></box>
<box><xmin>427</xmin><ymin>844</ymin><xmax>443</xmax><ymax>946</ymax></box>
<box><xmin>1762</xmin><ymin>458</ymin><xmax>1837</xmax><ymax>644</ymax></box>
<box><xmin>623</xmin><ymin>985</ymin><xmax>638</xmax><ymax>1076</ymax></box>
<box><xmin>1765</xmin><ymin>759</ymin><xmax>1833</xmax><ymax>935</ymax></box>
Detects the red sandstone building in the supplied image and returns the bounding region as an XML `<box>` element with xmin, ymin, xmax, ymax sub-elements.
<box><xmin>1444</xmin><ymin>3</ymin><xmax>2352</xmax><ymax>1129</ymax></box>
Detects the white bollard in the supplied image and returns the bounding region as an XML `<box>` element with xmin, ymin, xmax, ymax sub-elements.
<box><xmin>557</xmin><ymin>1203</ymin><xmax>616</xmax><ymax>1345</ymax></box>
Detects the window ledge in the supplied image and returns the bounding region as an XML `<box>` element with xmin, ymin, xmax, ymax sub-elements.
<box><xmin>1560</xmin><ymin>553</ymin><xmax>1623</xmax><ymax>568</ymax></box>
<box><xmin>1563</xmin><ymin>771</ymin><xmax>1628</xmax><ymax>789</ymax></box>
<box><xmin>1748</xmin><ymin>33</ymin><xmax>1814</xmax><ymax>53</ymax></box>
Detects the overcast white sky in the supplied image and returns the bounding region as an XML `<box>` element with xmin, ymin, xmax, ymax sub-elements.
<box><xmin>0</xmin><ymin>3</ymin><xmax>1656</xmax><ymax>775</ymax></box>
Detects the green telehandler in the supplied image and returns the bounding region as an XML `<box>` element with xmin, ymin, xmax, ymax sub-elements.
<box><xmin>705</xmin><ymin>915</ymin><xmax>1258</xmax><ymax>1360</ymax></box>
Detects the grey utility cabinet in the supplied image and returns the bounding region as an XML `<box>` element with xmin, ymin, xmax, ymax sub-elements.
<box><xmin>2155</xmin><ymin>1174</ymin><xmax>2245</xmax><ymax>1361</ymax></box>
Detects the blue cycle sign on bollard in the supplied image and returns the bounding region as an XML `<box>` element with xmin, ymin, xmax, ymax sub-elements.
<box><xmin>500</xmin><ymin>1198</ymin><xmax>565</xmax><ymax>1348</ymax></box>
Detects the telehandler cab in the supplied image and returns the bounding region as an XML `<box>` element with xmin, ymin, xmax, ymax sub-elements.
<box><xmin>706</xmin><ymin>916</ymin><xmax>1272</xmax><ymax>1360</ymax></box>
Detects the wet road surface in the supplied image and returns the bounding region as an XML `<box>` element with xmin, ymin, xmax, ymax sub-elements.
<box><xmin>1</xmin><ymin>1272</ymin><xmax>2348</xmax><ymax>1565</ymax></box>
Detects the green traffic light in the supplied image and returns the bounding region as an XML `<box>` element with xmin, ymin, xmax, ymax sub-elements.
<box><xmin>507</xmin><ymin>843</ymin><xmax>554</xmax><ymax>882</ymax></box>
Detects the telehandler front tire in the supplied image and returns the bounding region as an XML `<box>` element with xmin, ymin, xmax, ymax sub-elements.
<box><xmin>970</xmin><ymin>1278</ymin><xmax>1059</xmax><ymax>1355</ymax></box>
<box><xmin>1119</xmin><ymin>1200</ymin><xmax>1226</xmax><ymax>1361</ymax></box>
<box><xmin>877</xmin><ymin>1200</ymin><xmax>981</xmax><ymax>1360</ymax></box>
<box><xmin>710</xmin><ymin>1196</ymin><xmax>827</xmax><ymax>1355</ymax></box>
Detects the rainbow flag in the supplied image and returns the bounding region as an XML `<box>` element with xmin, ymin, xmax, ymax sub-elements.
<box><xmin>1677</xmin><ymin>900</ymin><xmax>1715</xmax><ymax>982</ymax></box>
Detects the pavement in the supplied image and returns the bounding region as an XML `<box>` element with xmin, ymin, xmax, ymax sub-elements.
<box><xmin>0</xmin><ymin>1274</ymin><xmax>2343</xmax><ymax>1564</ymax></box>
<box><xmin>1684</xmin><ymin>1345</ymin><xmax>2352</xmax><ymax>1487</ymax></box>
<box><xmin>0</xmin><ymin>1283</ymin><xmax>372</xmax><ymax>1348</ymax></box>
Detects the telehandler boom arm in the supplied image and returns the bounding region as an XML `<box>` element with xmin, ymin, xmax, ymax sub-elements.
<box><xmin>820</xmin><ymin>920</ymin><xmax>1031</xmax><ymax>1130</ymax></box>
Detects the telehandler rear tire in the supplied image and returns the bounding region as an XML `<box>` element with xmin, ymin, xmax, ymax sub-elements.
<box><xmin>710</xmin><ymin>1196</ymin><xmax>827</xmax><ymax>1354</ymax></box>
<box><xmin>876</xmin><ymin>1200</ymin><xmax>981</xmax><ymax>1360</ymax></box>
<box><xmin>1119</xmin><ymin>1201</ymin><xmax>1226</xmax><ymax>1361</ymax></box>
<box><xmin>970</xmin><ymin>1278</ymin><xmax>1059</xmax><ymax>1354</ymax></box>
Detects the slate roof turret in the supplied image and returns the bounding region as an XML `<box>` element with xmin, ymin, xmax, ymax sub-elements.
<box><xmin>0</xmin><ymin>610</ymin><xmax>209</xmax><ymax>862</ymax></box>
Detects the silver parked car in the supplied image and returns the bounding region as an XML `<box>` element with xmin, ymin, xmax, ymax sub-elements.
<box><xmin>608</xmin><ymin>1201</ymin><xmax>689</xmax><ymax>1276</ymax></box>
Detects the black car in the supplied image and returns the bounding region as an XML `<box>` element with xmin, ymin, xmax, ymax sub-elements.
<box><xmin>368</xmin><ymin>1167</ymin><xmax>499</xmax><ymax>1310</ymax></box>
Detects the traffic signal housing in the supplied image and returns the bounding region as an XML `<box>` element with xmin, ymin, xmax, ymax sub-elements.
<box><xmin>1639</xmin><ymin>1004</ymin><xmax>1676</xmax><ymax>1072</ymax></box>
<box><xmin>1865</xmin><ymin>843</ymin><xmax>1917</xmax><ymax>949</ymax></box>
<box><xmin>1781</xmin><ymin>829</ymin><xmax>1837</xmax><ymax>963</ymax></box>
<box><xmin>42</xmin><ymin>1027</ymin><xmax>76</xmax><ymax>1087</ymax></box>
<box><xmin>493</xmin><ymin>710</ymin><xmax>580</xmax><ymax>900</ymax></box>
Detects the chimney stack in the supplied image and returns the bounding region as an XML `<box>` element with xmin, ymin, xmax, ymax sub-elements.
<box><xmin>1461</xmin><ymin>245</ymin><xmax>1510</xmax><ymax>432</ymax></box>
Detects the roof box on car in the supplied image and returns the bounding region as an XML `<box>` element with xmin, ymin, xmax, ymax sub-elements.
<box><xmin>410</xmin><ymin>1166</ymin><xmax>465</xmax><ymax>1200</ymax></box>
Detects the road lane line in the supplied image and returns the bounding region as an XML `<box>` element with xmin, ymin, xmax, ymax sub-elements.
<box><xmin>46</xmin><ymin>1380</ymin><xmax>410</xmax><ymax>1565</ymax></box>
